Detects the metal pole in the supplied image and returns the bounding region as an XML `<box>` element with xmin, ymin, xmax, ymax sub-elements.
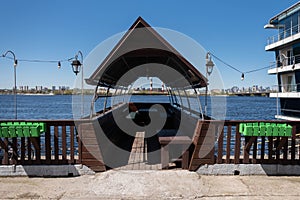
<box><xmin>81</xmin><ymin>62</ymin><xmax>84</xmax><ymax>118</ymax></box>
<box><xmin>3</xmin><ymin>50</ymin><xmax>17</xmax><ymax>119</ymax></box>
<box><xmin>14</xmin><ymin>65</ymin><xmax>17</xmax><ymax>119</ymax></box>
<box><xmin>73</xmin><ymin>51</ymin><xmax>84</xmax><ymax>118</ymax></box>
<box><xmin>76</xmin><ymin>51</ymin><xmax>84</xmax><ymax>118</ymax></box>
<box><xmin>205</xmin><ymin>70</ymin><xmax>208</xmax><ymax>116</ymax></box>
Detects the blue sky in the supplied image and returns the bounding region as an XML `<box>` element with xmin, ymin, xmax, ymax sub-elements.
<box><xmin>0</xmin><ymin>0</ymin><xmax>298</xmax><ymax>89</ymax></box>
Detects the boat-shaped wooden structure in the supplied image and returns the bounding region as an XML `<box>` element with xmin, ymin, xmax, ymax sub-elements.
<box><xmin>77</xmin><ymin>17</ymin><xmax>215</xmax><ymax>171</ymax></box>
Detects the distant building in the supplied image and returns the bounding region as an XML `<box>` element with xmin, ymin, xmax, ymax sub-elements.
<box><xmin>36</xmin><ymin>86</ymin><xmax>43</xmax><ymax>91</ymax></box>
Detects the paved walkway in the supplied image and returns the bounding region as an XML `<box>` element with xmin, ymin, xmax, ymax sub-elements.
<box><xmin>0</xmin><ymin>170</ymin><xmax>300</xmax><ymax>199</ymax></box>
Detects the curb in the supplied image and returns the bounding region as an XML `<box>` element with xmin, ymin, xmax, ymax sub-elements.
<box><xmin>0</xmin><ymin>164</ymin><xmax>95</xmax><ymax>177</ymax></box>
<box><xmin>197</xmin><ymin>164</ymin><xmax>300</xmax><ymax>176</ymax></box>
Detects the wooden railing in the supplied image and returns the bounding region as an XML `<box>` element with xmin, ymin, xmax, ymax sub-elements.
<box><xmin>208</xmin><ymin>120</ymin><xmax>300</xmax><ymax>165</ymax></box>
<box><xmin>1</xmin><ymin>119</ymin><xmax>300</xmax><ymax>168</ymax></box>
<box><xmin>0</xmin><ymin>120</ymin><xmax>80</xmax><ymax>165</ymax></box>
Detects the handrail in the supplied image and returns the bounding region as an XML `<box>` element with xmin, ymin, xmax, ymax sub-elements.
<box><xmin>267</xmin><ymin>23</ymin><xmax>300</xmax><ymax>45</ymax></box>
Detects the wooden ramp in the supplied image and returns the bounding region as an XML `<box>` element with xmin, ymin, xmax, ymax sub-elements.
<box><xmin>118</xmin><ymin>132</ymin><xmax>162</xmax><ymax>170</ymax></box>
<box><xmin>128</xmin><ymin>132</ymin><xmax>145</xmax><ymax>166</ymax></box>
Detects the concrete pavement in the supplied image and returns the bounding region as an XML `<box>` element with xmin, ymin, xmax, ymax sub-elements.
<box><xmin>0</xmin><ymin>170</ymin><xmax>299</xmax><ymax>199</ymax></box>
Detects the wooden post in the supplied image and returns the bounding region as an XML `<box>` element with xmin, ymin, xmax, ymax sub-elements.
<box><xmin>70</xmin><ymin>125</ymin><xmax>75</xmax><ymax>164</ymax></box>
<box><xmin>45</xmin><ymin>124</ymin><xmax>51</xmax><ymax>164</ymax></box>
<box><xmin>217</xmin><ymin>128</ymin><xmax>224</xmax><ymax>164</ymax></box>
<box><xmin>226</xmin><ymin>125</ymin><xmax>232</xmax><ymax>164</ymax></box>
<box><xmin>234</xmin><ymin>124</ymin><xmax>241</xmax><ymax>164</ymax></box>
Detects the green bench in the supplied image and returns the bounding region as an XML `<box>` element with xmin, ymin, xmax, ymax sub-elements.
<box><xmin>239</xmin><ymin>122</ymin><xmax>292</xmax><ymax>137</ymax></box>
<box><xmin>0</xmin><ymin>122</ymin><xmax>46</xmax><ymax>138</ymax></box>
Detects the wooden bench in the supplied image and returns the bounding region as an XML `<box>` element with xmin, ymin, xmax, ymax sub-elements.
<box><xmin>159</xmin><ymin>136</ymin><xmax>191</xmax><ymax>169</ymax></box>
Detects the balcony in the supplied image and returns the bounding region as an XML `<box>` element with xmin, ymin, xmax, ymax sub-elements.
<box><xmin>268</xmin><ymin>54</ymin><xmax>300</xmax><ymax>74</ymax></box>
<box><xmin>266</xmin><ymin>24</ymin><xmax>300</xmax><ymax>51</ymax></box>
<box><xmin>270</xmin><ymin>83</ymin><xmax>300</xmax><ymax>98</ymax></box>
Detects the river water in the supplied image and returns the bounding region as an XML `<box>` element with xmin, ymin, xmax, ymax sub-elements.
<box><xmin>0</xmin><ymin>94</ymin><xmax>277</xmax><ymax>120</ymax></box>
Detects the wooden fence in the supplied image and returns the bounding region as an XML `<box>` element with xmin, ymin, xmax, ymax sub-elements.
<box><xmin>0</xmin><ymin>120</ymin><xmax>80</xmax><ymax>165</ymax></box>
<box><xmin>210</xmin><ymin>120</ymin><xmax>300</xmax><ymax>165</ymax></box>
<box><xmin>1</xmin><ymin>119</ymin><xmax>300</xmax><ymax>169</ymax></box>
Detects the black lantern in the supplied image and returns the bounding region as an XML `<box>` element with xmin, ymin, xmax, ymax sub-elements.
<box><xmin>206</xmin><ymin>52</ymin><xmax>214</xmax><ymax>76</ymax></box>
<box><xmin>71</xmin><ymin>59</ymin><xmax>82</xmax><ymax>75</ymax></box>
<box><xmin>241</xmin><ymin>73</ymin><xmax>245</xmax><ymax>81</ymax></box>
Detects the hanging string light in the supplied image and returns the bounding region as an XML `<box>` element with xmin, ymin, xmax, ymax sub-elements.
<box><xmin>209</xmin><ymin>52</ymin><xmax>274</xmax><ymax>81</ymax></box>
<box><xmin>1</xmin><ymin>50</ymin><xmax>273</xmax><ymax>81</ymax></box>
<box><xmin>1</xmin><ymin>55</ymin><xmax>75</xmax><ymax>70</ymax></box>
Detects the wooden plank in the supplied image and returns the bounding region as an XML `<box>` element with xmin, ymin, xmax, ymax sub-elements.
<box><xmin>70</xmin><ymin>125</ymin><xmax>75</xmax><ymax>164</ymax></box>
<box><xmin>12</xmin><ymin>138</ymin><xmax>18</xmax><ymax>164</ymax></box>
<box><xmin>226</xmin><ymin>125</ymin><xmax>232</xmax><ymax>164</ymax></box>
<box><xmin>45</xmin><ymin>124</ymin><xmax>51</xmax><ymax>164</ymax></box>
<box><xmin>27</xmin><ymin>137</ymin><xmax>32</xmax><ymax>163</ymax></box>
<box><xmin>268</xmin><ymin>136</ymin><xmax>273</xmax><ymax>159</ymax></box>
<box><xmin>261</xmin><ymin>136</ymin><xmax>265</xmax><ymax>161</ymax></box>
<box><xmin>54</xmin><ymin>126</ymin><xmax>59</xmax><ymax>161</ymax></box>
<box><xmin>20</xmin><ymin>137</ymin><xmax>25</xmax><ymax>163</ymax></box>
<box><xmin>291</xmin><ymin>137</ymin><xmax>296</xmax><ymax>161</ymax></box>
<box><xmin>217</xmin><ymin>128</ymin><xmax>224</xmax><ymax>164</ymax></box>
<box><xmin>62</xmin><ymin>126</ymin><xmax>67</xmax><ymax>160</ymax></box>
<box><xmin>234</xmin><ymin>124</ymin><xmax>241</xmax><ymax>164</ymax></box>
<box><xmin>275</xmin><ymin>137</ymin><xmax>280</xmax><ymax>160</ymax></box>
<box><xmin>78</xmin><ymin>128</ymin><xmax>82</xmax><ymax>163</ymax></box>
<box><xmin>253</xmin><ymin>137</ymin><xmax>257</xmax><ymax>164</ymax></box>
<box><xmin>283</xmin><ymin>137</ymin><xmax>288</xmax><ymax>161</ymax></box>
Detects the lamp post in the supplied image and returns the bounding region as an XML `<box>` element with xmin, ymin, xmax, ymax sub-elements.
<box><xmin>71</xmin><ymin>51</ymin><xmax>84</xmax><ymax>117</ymax></box>
<box><xmin>2</xmin><ymin>50</ymin><xmax>18</xmax><ymax>119</ymax></box>
<box><xmin>205</xmin><ymin>52</ymin><xmax>214</xmax><ymax>116</ymax></box>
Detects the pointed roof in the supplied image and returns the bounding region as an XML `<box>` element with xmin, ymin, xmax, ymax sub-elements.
<box><xmin>86</xmin><ymin>17</ymin><xmax>207</xmax><ymax>88</ymax></box>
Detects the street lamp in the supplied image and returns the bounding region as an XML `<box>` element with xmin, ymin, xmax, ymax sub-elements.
<box><xmin>2</xmin><ymin>50</ymin><xmax>18</xmax><ymax>119</ymax></box>
<box><xmin>205</xmin><ymin>52</ymin><xmax>214</xmax><ymax>116</ymax></box>
<box><xmin>206</xmin><ymin>52</ymin><xmax>214</xmax><ymax>76</ymax></box>
<box><xmin>71</xmin><ymin>51</ymin><xmax>84</xmax><ymax>117</ymax></box>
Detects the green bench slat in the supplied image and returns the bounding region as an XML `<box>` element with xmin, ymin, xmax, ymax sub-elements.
<box><xmin>240</xmin><ymin>122</ymin><xmax>292</xmax><ymax>137</ymax></box>
<box><xmin>0</xmin><ymin>122</ymin><xmax>46</xmax><ymax>138</ymax></box>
